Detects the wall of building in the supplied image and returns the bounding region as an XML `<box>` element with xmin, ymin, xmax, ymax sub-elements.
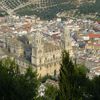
<box><xmin>37</xmin><ymin>62</ymin><xmax>60</xmax><ymax>77</ymax></box>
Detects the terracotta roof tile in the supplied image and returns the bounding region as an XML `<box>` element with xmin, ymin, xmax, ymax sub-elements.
<box><xmin>88</xmin><ymin>33</ymin><xmax>100</xmax><ymax>38</ymax></box>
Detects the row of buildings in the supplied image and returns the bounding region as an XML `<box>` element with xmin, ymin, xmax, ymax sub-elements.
<box><xmin>0</xmin><ymin>16</ymin><xmax>99</xmax><ymax>77</ymax></box>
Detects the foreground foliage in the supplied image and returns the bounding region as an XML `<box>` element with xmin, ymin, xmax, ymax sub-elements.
<box><xmin>0</xmin><ymin>58</ymin><xmax>39</xmax><ymax>100</ymax></box>
<box><xmin>57</xmin><ymin>51</ymin><xmax>100</xmax><ymax>100</ymax></box>
<box><xmin>0</xmin><ymin>52</ymin><xmax>100</xmax><ymax>100</ymax></box>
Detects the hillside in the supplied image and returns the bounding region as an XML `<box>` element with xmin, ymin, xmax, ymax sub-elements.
<box><xmin>0</xmin><ymin>0</ymin><xmax>100</xmax><ymax>20</ymax></box>
<box><xmin>16</xmin><ymin>0</ymin><xmax>100</xmax><ymax>20</ymax></box>
<box><xmin>17</xmin><ymin>0</ymin><xmax>100</xmax><ymax>19</ymax></box>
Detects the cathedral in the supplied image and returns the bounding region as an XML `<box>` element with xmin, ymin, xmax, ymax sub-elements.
<box><xmin>31</xmin><ymin>25</ymin><xmax>74</xmax><ymax>77</ymax></box>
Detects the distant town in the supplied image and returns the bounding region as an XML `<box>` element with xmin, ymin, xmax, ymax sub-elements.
<box><xmin>0</xmin><ymin>0</ymin><xmax>100</xmax><ymax>100</ymax></box>
<box><xmin>0</xmin><ymin>15</ymin><xmax>99</xmax><ymax>78</ymax></box>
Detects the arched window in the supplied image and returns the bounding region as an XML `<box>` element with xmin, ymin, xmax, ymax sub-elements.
<box><xmin>54</xmin><ymin>70</ymin><xmax>57</xmax><ymax>76</ymax></box>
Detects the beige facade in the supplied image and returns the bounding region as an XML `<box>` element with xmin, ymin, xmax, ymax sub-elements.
<box><xmin>6</xmin><ymin>36</ymin><xmax>24</xmax><ymax>57</ymax></box>
<box><xmin>31</xmin><ymin>32</ymin><xmax>61</xmax><ymax>77</ymax></box>
<box><xmin>31</xmin><ymin>25</ymin><xmax>74</xmax><ymax>77</ymax></box>
<box><xmin>37</xmin><ymin>63</ymin><xmax>60</xmax><ymax>77</ymax></box>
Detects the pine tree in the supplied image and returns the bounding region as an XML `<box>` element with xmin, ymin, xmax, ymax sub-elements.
<box><xmin>58</xmin><ymin>51</ymin><xmax>88</xmax><ymax>100</ymax></box>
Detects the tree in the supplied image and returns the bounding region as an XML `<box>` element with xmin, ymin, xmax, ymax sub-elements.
<box><xmin>58</xmin><ymin>51</ymin><xmax>88</xmax><ymax>100</ymax></box>
<box><xmin>89</xmin><ymin>76</ymin><xmax>100</xmax><ymax>100</ymax></box>
<box><xmin>0</xmin><ymin>58</ymin><xmax>39</xmax><ymax>100</ymax></box>
<box><xmin>45</xmin><ymin>84</ymin><xmax>58</xmax><ymax>100</ymax></box>
<box><xmin>37</xmin><ymin>84</ymin><xmax>58</xmax><ymax>100</ymax></box>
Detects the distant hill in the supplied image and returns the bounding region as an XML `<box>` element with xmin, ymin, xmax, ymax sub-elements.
<box><xmin>0</xmin><ymin>0</ymin><xmax>99</xmax><ymax>20</ymax></box>
<box><xmin>78</xmin><ymin>0</ymin><xmax>100</xmax><ymax>14</ymax></box>
<box><xmin>16</xmin><ymin>0</ymin><xmax>100</xmax><ymax>19</ymax></box>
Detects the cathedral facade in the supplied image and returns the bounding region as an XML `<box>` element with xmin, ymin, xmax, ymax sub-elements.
<box><xmin>31</xmin><ymin>26</ymin><xmax>74</xmax><ymax>77</ymax></box>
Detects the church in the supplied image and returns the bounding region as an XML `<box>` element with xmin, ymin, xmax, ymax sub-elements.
<box><xmin>31</xmin><ymin>25</ymin><xmax>74</xmax><ymax>77</ymax></box>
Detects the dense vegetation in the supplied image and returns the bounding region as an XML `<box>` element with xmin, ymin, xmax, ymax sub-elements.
<box><xmin>0</xmin><ymin>58</ymin><xmax>39</xmax><ymax>100</ymax></box>
<box><xmin>38</xmin><ymin>51</ymin><xmax>100</xmax><ymax>100</ymax></box>
<box><xmin>37</xmin><ymin>84</ymin><xmax>58</xmax><ymax>100</ymax></box>
<box><xmin>16</xmin><ymin>2</ymin><xmax>76</xmax><ymax>20</ymax></box>
<box><xmin>78</xmin><ymin>0</ymin><xmax>100</xmax><ymax>16</ymax></box>
<box><xmin>16</xmin><ymin>0</ymin><xmax>100</xmax><ymax>20</ymax></box>
<box><xmin>0</xmin><ymin>51</ymin><xmax>100</xmax><ymax>100</ymax></box>
<box><xmin>56</xmin><ymin>51</ymin><xmax>100</xmax><ymax>100</ymax></box>
<box><xmin>0</xmin><ymin>0</ymin><xmax>100</xmax><ymax>19</ymax></box>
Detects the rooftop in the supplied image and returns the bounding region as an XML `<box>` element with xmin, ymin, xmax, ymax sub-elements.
<box><xmin>88</xmin><ymin>33</ymin><xmax>100</xmax><ymax>38</ymax></box>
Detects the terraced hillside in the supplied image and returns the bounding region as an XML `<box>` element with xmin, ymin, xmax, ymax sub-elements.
<box><xmin>0</xmin><ymin>0</ymin><xmax>75</xmax><ymax>17</ymax></box>
<box><xmin>0</xmin><ymin>0</ymin><xmax>99</xmax><ymax>20</ymax></box>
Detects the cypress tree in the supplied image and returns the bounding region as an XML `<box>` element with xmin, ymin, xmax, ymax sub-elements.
<box><xmin>58</xmin><ymin>51</ymin><xmax>87</xmax><ymax>100</ymax></box>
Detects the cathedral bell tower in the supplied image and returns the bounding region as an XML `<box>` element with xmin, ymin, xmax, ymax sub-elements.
<box><xmin>63</xmin><ymin>25</ymin><xmax>73</xmax><ymax>56</ymax></box>
<box><xmin>31</xmin><ymin>31</ymin><xmax>44</xmax><ymax>67</ymax></box>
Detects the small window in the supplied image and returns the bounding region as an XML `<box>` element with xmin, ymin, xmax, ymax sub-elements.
<box><xmin>53</xmin><ymin>55</ymin><xmax>55</xmax><ymax>59</ymax></box>
<box><xmin>39</xmin><ymin>59</ymin><xmax>41</xmax><ymax>64</ymax></box>
<box><xmin>47</xmin><ymin>65</ymin><xmax>48</xmax><ymax>68</ymax></box>
<box><xmin>36</xmin><ymin>40</ymin><xmax>38</xmax><ymax>43</ymax></box>
<box><xmin>54</xmin><ymin>63</ymin><xmax>56</xmax><ymax>66</ymax></box>
<box><xmin>54</xmin><ymin>70</ymin><xmax>57</xmax><ymax>76</ymax></box>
